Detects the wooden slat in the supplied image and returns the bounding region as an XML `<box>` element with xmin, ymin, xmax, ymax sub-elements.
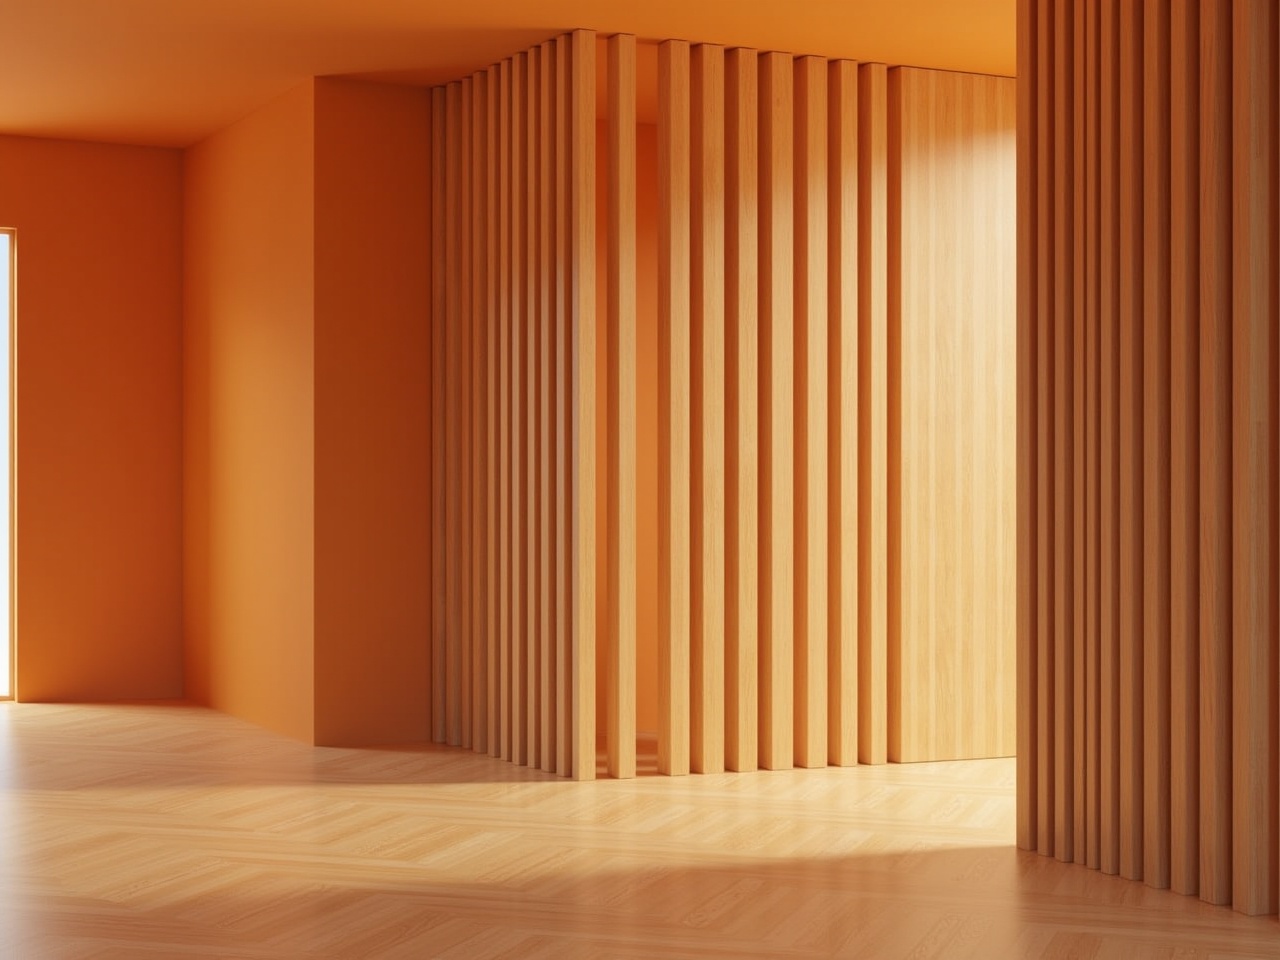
<box><xmin>569</xmin><ymin>28</ymin><xmax>597</xmax><ymax>782</ymax></box>
<box><xmin>498</xmin><ymin>59</ymin><xmax>512</xmax><ymax>762</ymax></box>
<box><xmin>1097</xmin><ymin>0</ymin><xmax>1120</xmax><ymax>877</ymax></box>
<box><xmin>657</xmin><ymin>38</ymin><xmax>691</xmax><ymax>777</ymax></box>
<box><xmin>1168</xmin><ymin>0</ymin><xmax>1199</xmax><ymax>897</ymax></box>
<box><xmin>1034</xmin><ymin>0</ymin><xmax>1055</xmax><ymax>856</ymax></box>
<box><xmin>511</xmin><ymin>52</ymin><xmax>528</xmax><ymax>768</ymax></box>
<box><xmin>759</xmin><ymin>49</ymin><xmax>794</xmax><ymax>772</ymax></box>
<box><xmin>1016</xmin><ymin>0</ymin><xmax>1038</xmax><ymax>850</ymax></box>
<box><xmin>606</xmin><ymin>32</ymin><xmax>637</xmax><ymax>780</ymax></box>
<box><xmin>724</xmin><ymin>47</ymin><xmax>759</xmax><ymax>774</ymax></box>
<box><xmin>487</xmin><ymin>64</ymin><xmax>501</xmax><ymax>760</ymax></box>
<box><xmin>827</xmin><ymin>58</ymin><xmax>858</xmax><ymax>768</ymax></box>
<box><xmin>793</xmin><ymin>54</ymin><xmax>827</xmax><ymax>770</ymax></box>
<box><xmin>1197</xmin><ymin>0</ymin><xmax>1231</xmax><ymax>907</ymax></box>
<box><xmin>1016</xmin><ymin>0</ymin><xmax>1038</xmax><ymax>849</ymax></box>
<box><xmin>526</xmin><ymin>44</ymin><xmax>541</xmax><ymax>770</ymax></box>
<box><xmin>423</xmin><ymin>89</ymin><xmax>436</xmax><ymax>743</ymax></box>
<box><xmin>1141</xmin><ymin>0</ymin><xmax>1171</xmax><ymax>890</ymax></box>
<box><xmin>459</xmin><ymin>77</ymin><xmax>474</xmax><ymax>752</ymax></box>
<box><xmin>1051</xmin><ymin>0</ymin><xmax>1075</xmax><ymax>861</ymax></box>
<box><xmin>691</xmin><ymin>42</ymin><xmax>726</xmax><ymax>775</ymax></box>
<box><xmin>1072</xmin><ymin>0</ymin><xmax>1087</xmax><ymax>869</ymax></box>
<box><xmin>431</xmin><ymin>84</ymin><xmax>447</xmax><ymax>746</ymax></box>
<box><xmin>555</xmin><ymin>32</ymin><xmax>573</xmax><ymax>779</ymax></box>
<box><xmin>445</xmin><ymin>80</ymin><xmax>462</xmax><ymax>749</ymax></box>
<box><xmin>471</xmin><ymin>71</ymin><xmax>488</xmax><ymax>755</ymax></box>
<box><xmin>856</xmin><ymin>62</ymin><xmax>888</xmax><ymax>767</ymax></box>
<box><xmin>1230</xmin><ymin>0</ymin><xmax>1278</xmax><ymax>917</ymax></box>
<box><xmin>1083</xmin><ymin>0</ymin><xmax>1101</xmax><ymax>873</ymax></box>
<box><xmin>539</xmin><ymin>40</ymin><xmax>556</xmax><ymax>775</ymax></box>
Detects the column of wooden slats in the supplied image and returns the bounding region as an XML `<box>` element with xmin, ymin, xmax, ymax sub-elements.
<box><xmin>426</xmin><ymin>30</ymin><xmax>595</xmax><ymax>780</ymax></box>
<box><xmin>1019</xmin><ymin>0</ymin><xmax>1280</xmax><ymax>919</ymax></box>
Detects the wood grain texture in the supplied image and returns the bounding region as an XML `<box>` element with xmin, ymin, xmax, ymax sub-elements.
<box><xmin>1072</xmin><ymin>0</ymin><xmax>1087</xmax><ymax>870</ymax></box>
<box><xmin>569</xmin><ymin>28</ymin><xmax>597</xmax><ymax>782</ymax></box>
<box><xmin>539</xmin><ymin>40</ymin><xmax>556</xmax><ymax>775</ymax></box>
<box><xmin>793</xmin><ymin>54</ymin><xmax>828</xmax><ymax>770</ymax></box>
<box><xmin>431</xmin><ymin>84</ymin><xmax>448</xmax><ymax>746</ymax></box>
<box><xmin>856</xmin><ymin>62</ymin><xmax>888</xmax><ymax>767</ymax></box>
<box><xmin>827</xmin><ymin>58</ymin><xmax>858</xmax><ymax>769</ymax></box>
<box><xmin>1167</xmin><ymin>0</ymin><xmax>1199</xmax><ymax>899</ymax></box>
<box><xmin>471</xmin><ymin>70</ymin><xmax>489</xmax><ymax>756</ymax></box>
<box><xmin>724</xmin><ymin>47</ymin><xmax>759</xmax><ymax>774</ymax></box>
<box><xmin>555</xmin><ymin>32</ymin><xmax>574</xmax><ymax>779</ymax></box>
<box><xmin>446</xmin><ymin>80</ymin><xmax>463</xmax><ymax>750</ymax></box>
<box><xmin>460</xmin><ymin>77</ymin><xmax>474</xmax><ymax>752</ymax></box>
<box><xmin>606</xmin><ymin>32</ymin><xmax>637</xmax><ymax>780</ymax></box>
<box><xmin>889</xmin><ymin>67</ymin><xmax>1017</xmax><ymax>764</ymax></box>
<box><xmin>690</xmin><ymin>42</ymin><xmax>726</xmax><ymax>775</ymax></box>
<box><xmin>1230</xmin><ymin>0</ymin><xmax>1278</xmax><ymax>917</ymax></box>
<box><xmin>486</xmin><ymin>65</ymin><xmax>501</xmax><ymax>762</ymax></box>
<box><xmin>657</xmin><ymin>38</ymin><xmax>691</xmax><ymax>778</ymax></box>
<box><xmin>497</xmin><ymin>59</ymin><xmax>512</xmax><ymax>763</ymax></box>
<box><xmin>758</xmin><ymin>49</ymin><xmax>795</xmax><ymax>772</ymax></box>
<box><xmin>1197</xmin><ymin>0</ymin><xmax>1232</xmax><ymax>908</ymax></box>
<box><xmin>1141</xmin><ymin>0</ymin><xmax>1171</xmax><ymax>890</ymax></box>
<box><xmin>510</xmin><ymin>54</ymin><xmax>527</xmax><ymax>768</ymax></box>
<box><xmin>526</xmin><ymin>45</ymin><xmax>542</xmax><ymax>771</ymax></box>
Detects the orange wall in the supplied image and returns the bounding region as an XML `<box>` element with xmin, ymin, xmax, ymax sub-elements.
<box><xmin>184</xmin><ymin>84</ymin><xmax>317</xmax><ymax>743</ymax></box>
<box><xmin>312</xmin><ymin>78</ymin><xmax>432</xmax><ymax>746</ymax></box>
<box><xmin>0</xmin><ymin>135</ymin><xmax>183</xmax><ymax>701</ymax></box>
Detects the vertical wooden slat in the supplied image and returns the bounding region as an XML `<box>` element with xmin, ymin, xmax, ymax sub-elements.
<box><xmin>1034</xmin><ymin>0</ymin><xmax>1055</xmax><ymax>856</ymax></box>
<box><xmin>1084</xmin><ymin>0</ymin><xmax>1102</xmax><ymax>873</ymax></box>
<box><xmin>431</xmin><ymin>84</ymin><xmax>447</xmax><ymax>746</ymax></box>
<box><xmin>498</xmin><ymin>59</ymin><xmax>512</xmax><ymax>762</ymax></box>
<box><xmin>1230</xmin><ymin>0</ymin><xmax>1278</xmax><ymax>917</ymax></box>
<box><xmin>471</xmin><ymin>71</ymin><xmax>488</xmax><ymax>754</ymax></box>
<box><xmin>1072</xmin><ymin>0</ymin><xmax>1088</xmax><ymax>868</ymax></box>
<box><xmin>511</xmin><ymin>52</ymin><xmax>528</xmax><ymax>768</ymax></box>
<box><xmin>607</xmin><ymin>32</ymin><xmax>638</xmax><ymax>780</ymax></box>
<box><xmin>569</xmin><ymin>28</ymin><xmax>598</xmax><ymax>782</ymax></box>
<box><xmin>725</xmin><ymin>47</ymin><xmax>760</xmax><ymax>773</ymax></box>
<box><xmin>828</xmin><ymin>59</ymin><xmax>858</xmax><ymax>768</ymax></box>
<box><xmin>1052</xmin><ymin>0</ymin><xmax>1076</xmax><ymax>861</ymax></box>
<box><xmin>691</xmin><ymin>42</ymin><xmax>726</xmax><ymax>775</ymax></box>
<box><xmin>1016</xmin><ymin>0</ymin><xmax>1038</xmax><ymax>850</ymax></box>
<box><xmin>445</xmin><ymin>80</ymin><xmax>463</xmax><ymax>749</ymax></box>
<box><xmin>1141</xmin><ymin>0</ymin><xmax>1171</xmax><ymax>890</ymax></box>
<box><xmin>527</xmin><ymin>44</ymin><xmax>541</xmax><ymax>770</ymax></box>
<box><xmin>539</xmin><ymin>40</ymin><xmax>556</xmax><ymax>775</ymax></box>
<box><xmin>793</xmin><ymin>54</ymin><xmax>828</xmax><ymax>770</ymax></box>
<box><xmin>460</xmin><ymin>77</ymin><xmax>474</xmax><ymax>752</ymax></box>
<box><xmin>1098</xmin><ymin>0</ymin><xmax>1120</xmax><ymax>877</ymax></box>
<box><xmin>487</xmin><ymin>64</ymin><xmax>501</xmax><ymax>760</ymax></box>
<box><xmin>1198</xmin><ymin>0</ymin><xmax>1232</xmax><ymax>907</ymax></box>
<box><xmin>759</xmin><ymin>50</ymin><xmax>795</xmax><ymax>771</ymax></box>
<box><xmin>1168</xmin><ymin>0</ymin><xmax>1199</xmax><ymax>897</ymax></box>
<box><xmin>856</xmin><ymin>62</ymin><xmax>888</xmax><ymax>767</ymax></box>
<box><xmin>658</xmin><ymin>38</ymin><xmax>692</xmax><ymax>777</ymax></box>
<box><xmin>1117</xmin><ymin>0</ymin><xmax>1145</xmax><ymax>882</ymax></box>
<box><xmin>556</xmin><ymin>32</ymin><xmax>574</xmax><ymax>779</ymax></box>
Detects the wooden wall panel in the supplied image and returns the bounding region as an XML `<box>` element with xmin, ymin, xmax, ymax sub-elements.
<box><xmin>889</xmin><ymin>68</ymin><xmax>1017</xmax><ymax>763</ymax></box>
<box><xmin>486</xmin><ymin>65</ymin><xmax>500</xmax><ymax>761</ymax></box>
<box><xmin>758</xmin><ymin>49</ymin><xmax>794</xmax><ymax>772</ymax></box>
<box><xmin>1021</xmin><ymin>0</ymin><xmax>1280</xmax><ymax>919</ymax></box>
<box><xmin>511</xmin><ymin>53</ymin><xmax>527</xmax><ymax>767</ymax></box>
<box><xmin>460</xmin><ymin>77</ymin><xmax>474</xmax><ymax>752</ymax></box>
<box><xmin>445</xmin><ymin>80</ymin><xmax>462</xmax><ymax>749</ymax></box>
<box><xmin>724</xmin><ymin>47</ymin><xmax>759</xmax><ymax>774</ymax></box>
<box><xmin>691</xmin><ymin>42</ymin><xmax>726</xmax><ymax>775</ymax></box>
<box><xmin>793</xmin><ymin>55</ymin><xmax>828</xmax><ymax>769</ymax></box>
<box><xmin>431</xmin><ymin>84</ymin><xmax>447</xmax><ymax>746</ymax></box>
<box><xmin>856</xmin><ymin>62</ymin><xmax>888</xmax><ymax>767</ymax></box>
<box><xmin>827</xmin><ymin>59</ymin><xmax>858</xmax><ymax>768</ymax></box>
<box><xmin>539</xmin><ymin>41</ymin><xmax>556</xmax><ymax>775</ymax></box>
<box><xmin>555</xmin><ymin>31</ymin><xmax>573</xmax><ymax>779</ymax></box>
<box><xmin>526</xmin><ymin>45</ymin><xmax>541</xmax><ymax>770</ymax></box>
<box><xmin>470</xmin><ymin>71</ymin><xmax>487</xmax><ymax>754</ymax></box>
<box><xmin>657</xmin><ymin>38</ymin><xmax>691</xmax><ymax>777</ymax></box>
<box><xmin>606</xmin><ymin>32</ymin><xmax>637</xmax><ymax>780</ymax></box>
<box><xmin>497</xmin><ymin>58</ymin><xmax>511</xmax><ymax>762</ymax></box>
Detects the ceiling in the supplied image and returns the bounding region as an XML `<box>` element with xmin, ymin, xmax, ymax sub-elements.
<box><xmin>0</xmin><ymin>0</ymin><xmax>1015</xmax><ymax>148</ymax></box>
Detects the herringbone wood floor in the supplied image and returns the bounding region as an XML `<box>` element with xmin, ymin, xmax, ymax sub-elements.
<box><xmin>0</xmin><ymin>703</ymin><xmax>1273</xmax><ymax>959</ymax></box>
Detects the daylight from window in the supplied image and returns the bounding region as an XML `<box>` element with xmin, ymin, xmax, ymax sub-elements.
<box><xmin>1</xmin><ymin>232</ymin><xmax>10</xmax><ymax>698</ymax></box>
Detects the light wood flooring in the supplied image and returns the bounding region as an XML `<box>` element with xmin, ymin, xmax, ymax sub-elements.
<box><xmin>0</xmin><ymin>703</ymin><xmax>1273</xmax><ymax>959</ymax></box>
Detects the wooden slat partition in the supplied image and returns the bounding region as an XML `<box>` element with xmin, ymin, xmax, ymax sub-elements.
<box><xmin>691</xmin><ymin>42</ymin><xmax>726</xmax><ymax>775</ymax></box>
<box><xmin>657</xmin><ymin>38</ymin><xmax>691</xmax><ymax>777</ymax></box>
<box><xmin>1019</xmin><ymin>0</ymin><xmax>1280</xmax><ymax>919</ymax></box>
<box><xmin>724</xmin><ymin>47</ymin><xmax>759</xmax><ymax>774</ymax></box>
<box><xmin>526</xmin><ymin>45</ymin><xmax>541</xmax><ymax>770</ymax></box>
<box><xmin>460</xmin><ymin>77</ymin><xmax>474</xmax><ymax>752</ymax></box>
<box><xmin>555</xmin><ymin>31</ymin><xmax>573</xmax><ymax>779</ymax></box>
<box><xmin>445</xmin><ymin>80</ymin><xmax>462</xmax><ymax>748</ymax></box>
<box><xmin>606</xmin><ymin>33</ymin><xmax>637</xmax><ymax>780</ymax></box>
<box><xmin>431</xmin><ymin>84</ymin><xmax>447</xmax><ymax>745</ymax></box>
<box><xmin>538</xmin><ymin>41</ymin><xmax>555</xmax><ymax>775</ymax></box>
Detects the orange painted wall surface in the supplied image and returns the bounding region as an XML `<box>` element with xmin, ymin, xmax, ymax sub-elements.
<box><xmin>0</xmin><ymin>135</ymin><xmax>183</xmax><ymax>701</ymax></box>
<box><xmin>184</xmin><ymin>84</ymin><xmax>316</xmax><ymax>743</ymax></box>
<box><xmin>312</xmin><ymin>78</ymin><xmax>432</xmax><ymax>746</ymax></box>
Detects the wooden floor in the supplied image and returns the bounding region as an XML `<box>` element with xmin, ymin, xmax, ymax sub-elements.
<box><xmin>0</xmin><ymin>704</ymin><xmax>1273</xmax><ymax>959</ymax></box>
